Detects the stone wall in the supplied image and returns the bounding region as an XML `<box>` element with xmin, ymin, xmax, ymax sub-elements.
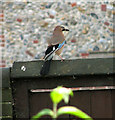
<box><xmin>0</xmin><ymin>1</ymin><xmax>114</xmax><ymax>67</ymax></box>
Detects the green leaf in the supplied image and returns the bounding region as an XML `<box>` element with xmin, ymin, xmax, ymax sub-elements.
<box><xmin>50</xmin><ymin>86</ymin><xmax>73</xmax><ymax>104</ymax></box>
<box><xmin>31</xmin><ymin>109</ymin><xmax>53</xmax><ymax>120</ymax></box>
<box><xmin>57</xmin><ymin>106</ymin><xmax>93</xmax><ymax>120</ymax></box>
<box><xmin>50</xmin><ymin>89</ymin><xmax>63</xmax><ymax>104</ymax></box>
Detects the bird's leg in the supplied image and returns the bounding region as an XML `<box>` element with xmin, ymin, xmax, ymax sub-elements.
<box><xmin>41</xmin><ymin>56</ymin><xmax>44</xmax><ymax>60</ymax></box>
<box><xmin>59</xmin><ymin>55</ymin><xmax>64</xmax><ymax>62</ymax></box>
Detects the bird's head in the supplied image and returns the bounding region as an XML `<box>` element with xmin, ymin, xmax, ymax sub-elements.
<box><xmin>60</xmin><ymin>26</ymin><xmax>69</xmax><ymax>31</ymax></box>
<box><xmin>54</xmin><ymin>26</ymin><xmax>69</xmax><ymax>33</ymax></box>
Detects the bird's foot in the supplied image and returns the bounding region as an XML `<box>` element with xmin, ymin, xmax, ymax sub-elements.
<box><xmin>61</xmin><ymin>59</ymin><xmax>64</xmax><ymax>62</ymax></box>
<box><xmin>59</xmin><ymin>55</ymin><xmax>64</xmax><ymax>62</ymax></box>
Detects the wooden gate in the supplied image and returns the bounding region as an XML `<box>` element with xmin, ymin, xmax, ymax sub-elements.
<box><xmin>10</xmin><ymin>58</ymin><xmax>115</xmax><ymax>119</ymax></box>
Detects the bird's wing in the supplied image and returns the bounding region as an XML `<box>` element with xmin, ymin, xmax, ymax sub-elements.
<box><xmin>40</xmin><ymin>44</ymin><xmax>59</xmax><ymax>75</ymax></box>
<box><xmin>47</xmin><ymin>34</ymin><xmax>65</xmax><ymax>46</ymax></box>
<box><xmin>44</xmin><ymin>44</ymin><xmax>59</xmax><ymax>61</ymax></box>
<box><xmin>55</xmin><ymin>41</ymin><xmax>66</xmax><ymax>56</ymax></box>
<box><xmin>44</xmin><ymin>41</ymin><xmax>66</xmax><ymax>61</ymax></box>
<box><xmin>58</xmin><ymin>41</ymin><xmax>66</xmax><ymax>49</ymax></box>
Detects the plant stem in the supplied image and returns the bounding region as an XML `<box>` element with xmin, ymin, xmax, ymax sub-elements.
<box><xmin>53</xmin><ymin>103</ymin><xmax>57</xmax><ymax>120</ymax></box>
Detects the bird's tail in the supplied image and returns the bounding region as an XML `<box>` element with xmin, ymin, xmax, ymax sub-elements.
<box><xmin>40</xmin><ymin>58</ymin><xmax>52</xmax><ymax>76</ymax></box>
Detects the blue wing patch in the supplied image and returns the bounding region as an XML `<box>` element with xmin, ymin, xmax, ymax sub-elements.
<box><xmin>58</xmin><ymin>41</ymin><xmax>66</xmax><ymax>49</ymax></box>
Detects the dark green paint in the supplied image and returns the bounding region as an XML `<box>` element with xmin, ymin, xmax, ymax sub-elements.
<box><xmin>11</xmin><ymin>58</ymin><xmax>115</xmax><ymax>78</ymax></box>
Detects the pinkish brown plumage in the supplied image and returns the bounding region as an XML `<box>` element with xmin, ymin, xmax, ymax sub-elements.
<box><xmin>40</xmin><ymin>26</ymin><xmax>69</xmax><ymax>75</ymax></box>
<box><xmin>47</xmin><ymin>26</ymin><xmax>65</xmax><ymax>45</ymax></box>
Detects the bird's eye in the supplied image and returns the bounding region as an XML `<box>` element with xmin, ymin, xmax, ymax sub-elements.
<box><xmin>61</xmin><ymin>26</ymin><xmax>64</xmax><ymax>29</ymax></box>
<box><xmin>61</xmin><ymin>26</ymin><xmax>65</xmax><ymax>31</ymax></box>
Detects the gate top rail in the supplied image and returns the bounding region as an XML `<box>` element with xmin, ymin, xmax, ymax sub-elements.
<box><xmin>11</xmin><ymin>57</ymin><xmax>115</xmax><ymax>78</ymax></box>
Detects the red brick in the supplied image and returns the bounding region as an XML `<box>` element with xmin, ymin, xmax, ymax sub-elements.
<box><xmin>101</xmin><ymin>4</ymin><xmax>106</xmax><ymax>11</ymax></box>
<box><xmin>0</xmin><ymin>35</ymin><xmax>4</xmax><ymax>38</ymax></box>
<box><xmin>104</xmin><ymin>22</ymin><xmax>109</xmax><ymax>26</ymax></box>
<box><xmin>26</xmin><ymin>50</ymin><xmax>34</xmax><ymax>57</ymax></box>
<box><xmin>49</xmin><ymin>14</ymin><xmax>54</xmax><ymax>19</ymax></box>
<box><xmin>81</xmin><ymin>53</ymin><xmax>89</xmax><ymax>57</ymax></box>
<box><xmin>0</xmin><ymin>39</ymin><xmax>5</xmax><ymax>42</ymax></box>
<box><xmin>0</xmin><ymin>65</ymin><xmax>6</xmax><ymax>67</ymax></box>
<box><xmin>17</xmin><ymin>18</ymin><xmax>22</xmax><ymax>22</ymax></box>
<box><xmin>2</xmin><ymin>40</ymin><xmax>5</xmax><ymax>42</ymax></box>
<box><xmin>0</xmin><ymin>43</ymin><xmax>5</xmax><ymax>47</ymax></box>
<box><xmin>0</xmin><ymin>13</ymin><xmax>4</xmax><ymax>17</ymax></box>
<box><xmin>33</xmin><ymin>40</ymin><xmax>39</xmax><ymax>44</ymax></box>
<box><xmin>71</xmin><ymin>39</ymin><xmax>76</xmax><ymax>43</ymax></box>
<box><xmin>71</xmin><ymin>2</ymin><xmax>77</xmax><ymax>7</ymax></box>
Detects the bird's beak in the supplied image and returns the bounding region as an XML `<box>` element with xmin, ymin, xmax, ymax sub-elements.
<box><xmin>62</xmin><ymin>28</ymin><xmax>69</xmax><ymax>31</ymax></box>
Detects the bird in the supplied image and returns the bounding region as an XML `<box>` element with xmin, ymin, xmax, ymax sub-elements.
<box><xmin>40</xmin><ymin>26</ymin><xmax>69</xmax><ymax>76</ymax></box>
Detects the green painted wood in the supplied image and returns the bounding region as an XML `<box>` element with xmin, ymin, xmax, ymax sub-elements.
<box><xmin>89</xmin><ymin>51</ymin><xmax>115</xmax><ymax>54</ymax></box>
<box><xmin>0</xmin><ymin>103</ymin><xmax>1</xmax><ymax>117</ymax></box>
<box><xmin>0</xmin><ymin>116</ymin><xmax>12</xmax><ymax>119</ymax></box>
<box><xmin>11</xmin><ymin>57</ymin><xmax>115</xmax><ymax>78</ymax></box>
<box><xmin>0</xmin><ymin>68</ymin><xmax>2</xmax><ymax>88</ymax></box>
<box><xmin>112</xmin><ymin>90</ymin><xmax>115</xmax><ymax>118</ymax></box>
<box><xmin>2</xmin><ymin>68</ymin><xmax>11</xmax><ymax>88</ymax></box>
<box><xmin>1</xmin><ymin>103</ymin><xmax>12</xmax><ymax>116</ymax></box>
<box><xmin>1</xmin><ymin>68</ymin><xmax>13</xmax><ymax>119</ymax></box>
<box><xmin>2</xmin><ymin>88</ymin><xmax>12</xmax><ymax>102</ymax></box>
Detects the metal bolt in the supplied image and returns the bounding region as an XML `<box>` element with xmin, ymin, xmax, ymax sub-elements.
<box><xmin>21</xmin><ymin>66</ymin><xmax>26</xmax><ymax>71</ymax></box>
<box><xmin>73</xmin><ymin>75</ymin><xmax>76</xmax><ymax>79</ymax></box>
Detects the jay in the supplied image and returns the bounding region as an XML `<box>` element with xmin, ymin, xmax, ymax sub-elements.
<box><xmin>40</xmin><ymin>26</ymin><xmax>69</xmax><ymax>75</ymax></box>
